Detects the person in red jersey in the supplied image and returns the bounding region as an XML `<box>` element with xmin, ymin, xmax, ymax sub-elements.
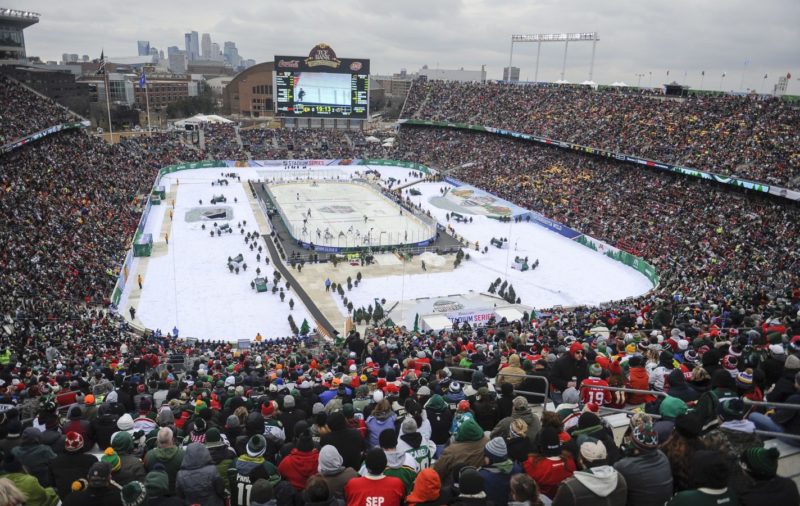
<box><xmin>345</xmin><ymin>448</ymin><xmax>405</xmax><ymax>506</ymax></box>
<box><xmin>580</xmin><ymin>363</ymin><xmax>611</xmax><ymax>406</ymax></box>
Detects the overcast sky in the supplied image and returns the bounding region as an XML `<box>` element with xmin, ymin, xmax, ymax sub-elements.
<box><xmin>9</xmin><ymin>0</ymin><xmax>800</xmax><ymax>92</ymax></box>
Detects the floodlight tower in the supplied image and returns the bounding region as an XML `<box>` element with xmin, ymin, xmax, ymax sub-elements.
<box><xmin>508</xmin><ymin>32</ymin><xmax>599</xmax><ymax>82</ymax></box>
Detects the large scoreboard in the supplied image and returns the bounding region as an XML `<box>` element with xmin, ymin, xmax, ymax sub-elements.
<box><xmin>275</xmin><ymin>43</ymin><xmax>369</xmax><ymax>119</ymax></box>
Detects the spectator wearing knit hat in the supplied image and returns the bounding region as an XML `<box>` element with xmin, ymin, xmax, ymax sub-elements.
<box><xmin>345</xmin><ymin>448</ymin><xmax>406</xmax><ymax>506</ymax></box>
<box><xmin>175</xmin><ymin>443</ymin><xmax>226</xmax><ymax>506</ymax></box>
<box><xmin>11</xmin><ymin>427</ymin><xmax>57</xmax><ymax>488</ymax></box>
<box><xmin>396</xmin><ymin>416</ymin><xmax>436</xmax><ymax>470</ymax></box>
<box><xmin>660</xmin><ymin>411</ymin><xmax>706</xmax><ymax>493</ymax></box>
<box><xmin>749</xmin><ymin>370</ymin><xmax>800</xmax><ymax>447</ymax></box>
<box><xmin>279</xmin><ymin>393</ymin><xmax>307</xmax><ymax>439</ymax></box>
<box><xmin>317</xmin><ymin>445</ymin><xmax>358</xmax><ymax>500</ymax></box>
<box><xmin>737</xmin><ymin>446</ymin><xmax>800</xmax><ymax>505</ymax></box>
<box><xmin>277</xmin><ymin>428</ymin><xmax>319</xmax><ymax>491</ymax></box>
<box><xmin>63</xmin><ymin>461</ymin><xmax>124</xmax><ymax>506</ymax></box>
<box><xmin>228</xmin><ymin>435</ymin><xmax>287</xmax><ymax>506</ymax></box>
<box><xmin>372</xmin><ymin>428</ymin><xmax>419</xmax><ymax>494</ymax></box>
<box><xmin>492</xmin><ymin>396</ymin><xmax>543</xmax><ymax>447</ymax></box>
<box><xmin>613</xmin><ymin>418</ymin><xmax>672</xmax><ymax>506</ymax></box>
<box><xmin>111</xmin><ymin>431</ymin><xmax>146</xmax><ymax>486</ymax></box>
<box><xmin>579</xmin><ymin>363</ymin><xmax>611</xmax><ymax>406</ymax></box>
<box><xmin>48</xmin><ymin>431</ymin><xmax>98</xmax><ymax>499</ymax></box>
<box><xmin>451</xmin><ymin>467</ymin><xmax>489</xmax><ymax>506</ymax></box>
<box><xmin>434</xmin><ymin>417</ymin><xmax>489</xmax><ymax>481</ymax></box>
<box><xmin>552</xmin><ymin>440</ymin><xmax>627</xmax><ymax>506</ymax></box>
<box><xmin>665</xmin><ymin>368</ymin><xmax>699</xmax><ymax>403</ymax></box>
<box><xmin>523</xmin><ymin>426</ymin><xmax>576</xmax><ymax>499</ymax></box>
<box><xmin>204</xmin><ymin>427</ymin><xmax>237</xmax><ymax>488</ymax></box>
<box><xmin>550</xmin><ymin>343</ymin><xmax>589</xmax><ymax>403</ymax></box>
<box><xmin>478</xmin><ymin>436</ymin><xmax>521</xmax><ymax>506</ymax></box>
<box><xmin>666</xmin><ymin>450</ymin><xmax>737</xmax><ymax>506</ymax></box>
<box><xmin>700</xmin><ymin>397</ymin><xmax>762</xmax><ymax>472</ymax></box>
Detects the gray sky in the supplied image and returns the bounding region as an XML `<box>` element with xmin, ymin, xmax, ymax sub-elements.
<box><xmin>9</xmin><ymin>0</ymin><xmax>800</xmax><ymax>92</ymax></box>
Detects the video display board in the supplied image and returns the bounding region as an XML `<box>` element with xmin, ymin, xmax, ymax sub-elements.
<box><xmin>275</xmin><ymin>44</ymin><xmax>369</xmax><ymax>119</ymax></box>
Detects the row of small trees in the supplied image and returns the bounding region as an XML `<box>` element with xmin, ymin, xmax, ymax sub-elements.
<box><xmin>488</xmin><ymin>277</ymin><xmax>521</xmax><ymax>304</ymax></box>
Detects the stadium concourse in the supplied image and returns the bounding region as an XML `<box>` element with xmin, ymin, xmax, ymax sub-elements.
<box><xmin>0</xmin><ymin>76</ymin><xmax>798</xmax><ymax>506</ymax></box>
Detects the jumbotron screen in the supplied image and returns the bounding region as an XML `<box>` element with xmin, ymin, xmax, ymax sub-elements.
<box><xmin>274</xmin><ymin>44</ymin><xmax>369</xmax><ymax>119</ymax></box>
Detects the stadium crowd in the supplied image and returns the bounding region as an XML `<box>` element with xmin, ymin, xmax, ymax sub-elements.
<box><xmin>0</xmin><ymin>77</ymin><xmax>799</xmax><ymax>506</ymax></box>
<box><xmin>402</xmin><ymin>81</ymin><xmax>800</xmax><ymax>190</ymax></box>
<box><xmin>0</xmin><ymin>75</ymin><xmax>77</xmax><ymax>144</ymax></box>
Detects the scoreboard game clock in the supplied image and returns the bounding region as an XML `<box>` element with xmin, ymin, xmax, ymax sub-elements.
<box><xmin>275</xmin><ymin>43</ymin><xmax>370</xmax><ymax>119</ymax></box>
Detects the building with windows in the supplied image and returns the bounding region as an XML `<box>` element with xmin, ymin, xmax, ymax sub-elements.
<box><xmin>222</xmin><ymin>61</ymin><xmax>274</xmax><ymax>117</ymax></box>
<box><xmin>201</xmin><ymin>33</ymin><xmax>211</xmax><ymax>59</ymax></box>
<box><xmin>503</xmin><ymin>66</ymin><xmax>520</xmax><ymax>81</ymax></box>
<box><xmin>0</xmin><ymin>8</ymin><xmax>38</xmax><ymax>63</ymax></box>
<box><xmin>137</xmin><ymin>40</ymin><xmax>150</xmax><ymax>56</ymax></box>
<box><xmin>184</xmin><ymin>31</ymin><xmax>199</xmax><ymax>61</ymax></box>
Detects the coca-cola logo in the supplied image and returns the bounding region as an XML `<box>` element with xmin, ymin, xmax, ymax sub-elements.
<box><xmin>278</xmin><ymin>59</ymin><xmax>300</xmax><ymax>68</ymax></box>
<box><xmin>350</xmin><ymin>61</ymin><xmax>362</xmax><ymax>71</ymax></box>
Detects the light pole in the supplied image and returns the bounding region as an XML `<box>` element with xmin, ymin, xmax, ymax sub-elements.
<box><xmin>720</xmin><ymin>72</ymin><xmax>726</xmax><ymax>91</ymax></box>
<box><xmin>635</xmin><ymin>73</ymin><xmax>645</xmax><ymax>88</ymax></box>
<box><xmin>648</xmin><ymin>71</ymin><xmax>653</xmax><ymax>88</ymax></box>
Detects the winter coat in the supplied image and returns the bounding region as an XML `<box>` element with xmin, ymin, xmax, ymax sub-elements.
<box><xmin>552</xmin><ymin>466</ymin><xmax>628</xmax><ymax>506</ymax></box>
<box><xmin>407</xmin><ymin>468</ymin><xmax>451</xmax><ymax>506</ymax></box>
<box><xmin>12</xmin><ymin>442</ymin><xmax>57</xmax><ymax>487</ymax></box>
<box><xmin>144</xmin><ymin>445</ymin><xmax>185</xmax><ymax>493</ymax></box>
<box><xmin>320</xmin><ymin>425</ymin><xmax>365</xmax><ymax>470</ymax></box>
<box><xmin>366</xmin><ymin>409</ymin><xmax>397</xmax><ymax>448</ymax></box>
<box><xmin>3</xmin><ymin>472</ymin><xmax>60</xmax><ymax>506</ymax></box>
<box><xmin>550</xmin><ymin>355</ymin><xmax>588</xmax><ymax>392</ymax></box>
<box><xmin>425</xmin><ymin>399</ymin><xmax>454</xmax><ymax>445</ymax></box>
<box><xmin>767</xmin><ymin>368</ymin><xmax>798</xmax><ymax>404</ymax></box>
<box><xmin>207</xmin><ymin>443</ymin><xmax>237</xmax><ymax>489</ymax></box>
<box><xmin>114</xmin><ymin>453</ymin><xmax>147</xmax><ymax>486</ymax></box>
<box><xmin>497</xmin><ymin>355</ymin><xmax>526</xmax><ymax>387</ymax></box>
<box><xmin>91</xmin><ymin>411</ymin><xmax>120</xmax><ymax>450</ymax></box>
<box><xmin>523</xmin><ymin>455</ymin><xmax>576</xmax><ymax>499</ymax></box>
<box><xmin>434</xmin><ymin>419</ymin><xmax>489</xmax><ymax>480</ymax></box>
<box><xmin>63</xmin><ymin>484</ymin><xmax>124</xmax><ymax>506</ymax></box>
<box><xmin>626</xmin><ymin>367</ymin><xmax>654</xmax><ymax>404</ymax></box>
<box><xmin>145</xmin><ymin>469</ymin><xmax>185</xmax><ymax>506</ymax></box>
<box><xmin>48</xmin><ymin>451</ymin><xmax>98</xmax><ymax>499</ymax></box>
<box><xmin>279</xmin><ymin>407</ymin><xmax>307</xmax><ymax>438</ymax></box>
<box><xmin>479</xmin><ymin>459</ymin><xmax>521</xmax><ymax>506</ymax></box>
<box><xmin>491</xmin><ymin>407</ymin><xmax>542</xmax><ymax>446</ymax></box>
<box><xmin>613</xmin><ymin>450</ymin><xmax>673</xmax><ymax>506</ymax></box>
<box><xmin>737</xmin><ymin>475</ymin><xmax>800</xmax><ymax>506</ymax></box>
<box><xmin>277</xmin><ymin>447</ymin><xmax>320</xmax><ymax>490</ymax></box>
<box><xmin>320</xmin><ymin>467</ymin><xmax>358</xmax><ymax>499</ymax></box>
<box><xmin>397</xmin><ymin>431</ymin><xmax>436</xmax><ymax>469</ymax></box>
<box><xmin>175</xmin><ymin>443</ymin><xmax>226</xmax><ymax>506</ymax></box>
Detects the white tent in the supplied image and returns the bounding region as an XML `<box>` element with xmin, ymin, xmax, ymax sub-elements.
<box><xmin>610</xmin><ymin>81</ymin><xmax>629</xmax><ymax>87</ymax></box>
<box><xmin>421</xmin><ymin>314</ymin><xmax>453</xmax><ymax>332</ymax></box>
<box><xmin>365</xmin><ymin>135</ymin><xmax>380</xmax><ymax>143</ymax></box>
<box><xmin>555</xmin><ymin>79</ymin><xmax>570</xmax><ymax>84</ymax></box>
<box><xmin>580</xmin><ymin>80</ymin><xmax>598</xmax><ymax>89</ymax></box>
<box><xmin>173</xmin><ymin>113</ymin><xmax>233</xmax><ymax>128</ymax></box>
<box><xmin>494</xmin><ymin>307</ymin><xmax>525</xmax><ymax>322</ymax></box>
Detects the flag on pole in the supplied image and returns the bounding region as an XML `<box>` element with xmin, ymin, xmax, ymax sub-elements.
<box><xmin>763</xmin><ymin>73</ymin><xmax>768</xmax><ymax>79</ymax></box>
<box><xmin>701</xmin><ymin>70</ymin><xmax>705</xmax><ymax>76</ymax></box>
<box><xmin>666</xmin><ymin>70</ymin><xmax>670</xmax><ymax>76</ymax></box>
<box><xmin>96</xmin><ymin>50</ymin><xmax>106</xmax><ymax>75</ymax></box>
<box><xmin>139</xmin><ymin>72</ymin><xmax>147</xmax><ymax>87</ymax></box>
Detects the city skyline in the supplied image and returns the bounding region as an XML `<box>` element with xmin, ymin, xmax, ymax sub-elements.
<box><xmin>5</xmin><ymin>0</ymin><xmax>799</xmax><ymax>92</ymax></box>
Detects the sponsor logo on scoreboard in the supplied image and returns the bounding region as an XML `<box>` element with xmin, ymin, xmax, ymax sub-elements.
<box><xmin>305</xmin><ymin>43</ymin><xmax>341</xmax><ymax>68</ymax></box>
<box><xmin>277</xmin><ymin>59</ymin><xmax>300</xmax><ymax>68</ymax></box>
<box><xmin>350</xmin><ymin>61</ymin><xmax>363</xmax><ymax>71</ymax></box>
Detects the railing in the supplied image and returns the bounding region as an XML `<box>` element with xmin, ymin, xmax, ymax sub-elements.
<box><xmin>743</xmin><ymin>399</ymin><xmax>800</xmax><ymax>411</ymax></box>
<box><xmin>447</xmin><ymin>366</ymin><xmax>550</xmax><ymax>406</ymax></box>
<box><xmin>580</xmin><ymin>384</ymin><xmax>668</xmax><ymax>397</ymax></box>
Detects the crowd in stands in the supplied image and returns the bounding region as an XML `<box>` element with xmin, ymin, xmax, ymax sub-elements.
<box><xmin>240</xmin><ymin>128</ymin><xmax>391</xmax><ymax>160</ymax></box>
<box><xmin>402</xmin><ymin>81</ymin><xmax>800</xmax><ymax>189</ymax></box>
<box><xmin>0</xmin><ymin>75</ymin><xmax>77</xmax><ymax>144</ymax></box>
<box><xmin>203</xmin><ymin>124</ymin><xmax>247</xmax><ymax>160</ymax></box>
<box><xmin>1</xmin><ymin>73</ymin><xmax>800</xmax><ymax>506</ymax></box>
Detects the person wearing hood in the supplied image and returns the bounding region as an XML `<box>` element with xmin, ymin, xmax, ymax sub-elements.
<box><xmin>320</xmin><ymin>411</ymin><xmax>365</xmax><ymax>470</ymax></box>
<box><xmin>491</xmin><ymin>396</ymin><xmax>542</xmax><ymax>447</ymax></box>
<box><xmin>143</xmin><ymin>469</ymin><xmax>183</xmax><ymax>506</ymax></box>
<box><xmin>568</xmin><ymin>413</ymin><xmax>621</xmax><ymax>465</ymax></box>
<box><xmin>766</xmin><ymin>353</ymin><xmax>800</xmax><ymax>404</ymax></box>
<box><xmin>11</xmin><ymin>427</ymin><xmax>57</xmax><ymax>488</ymax></box>
<box><xmin>317</xmin><ymin>445</ymin><xmax>358</xmax><ymax>500</ymax></box>
<box><xmin>366</xmin><ymin>398</ymin><xmax>396</xmax><ymax>449</ymax></box>
<box><xmin>48</xmin><ymin>431</ymin><xmax>98</xmax><ymax>499</ymax></box>
<box><xmin>111</xmin><ymin>431</ymin><xmax>147</xmax><ymax>486</ymax></box>
<box><xmin>667</xmin><ymin>450</ymin><xmax>737</xmax><ymax>506</ymax></box>
<box><xmin>552</xmin><ymin>440</ymin><xmax>627</xmax><ymax>506</ymax></box>
<box><xmin>424</xmin><ymin>394</ymin><xmax>453</xmax><ymax>457</ymax></box>
<box><xmin>498</xmin><ymin>354</ymin><xmax>527</xmax><ymax>388</ymax></box>
<box><xmin>396</xmin><ymin>417</ymin><xmax>436</xmax><ymax>470</ymax></box>
<box><xmin>228</xmin><ymin>435</ymin><xmax>289</xmax><ymax>506</ymax></box>
<box><xmin>277</xmin><ymin>428</ymin><xmax>319</xmax><ymax>491</ymax></box>
<box><xmin>665</xmin><ymin>369</ymin><xmax>699</xmax><ymax>403</ymax></box>
<box><xmin>479</xmin><ymin>437</ymin><xmax>522</xmax><ymax>506</ymax></box>
<box><xmin>649</xmin><ymin>350</ymin><xmax>675</xmax><ymax>392</ymax></box>
<box><xmin>92</xmin><ymin>403</ymin><xmax>121</xmax><ymax>450</ymax></box>
<box><xmin>143</xmin><ymin>428</ymin><xmax>184</xmax><ymax>494</ymax></box>
<box><xmin>279</xmin><ymin>394</ymin><xmax>307</xmax><ymax>439</ymax></box>
<box><xmin>175</xmin><ymin>442</ymin><xmax>226</xmax><ymax>506</ymax></box>
<box><xmin>2</xmin><ymin>451</ymin><xmax>61</xmax><ymax>506</ymax></box>
<box><xmin>625</xmin><ymin>354</ymin><xmax>655</xmax><ymax>404</ymax></box>
<box><xmin>736</xmin><ymin>446</ymin><xmax>800</xmax><ymax>505</ymax></box>
<box><xmin>406</xmin><ymin>467</ymin><xmax>451</xmax><ymax>506</ymax></box>
<box><xmin>434</xmin><ymin>417</ymin><xmax>489</xmax><ymax>481</ymax></box>
<box><xmin>694</xmin><ymin>369</ymin><xmax>739</xmax><ymax>429</ymax></box>
<box><xmin>550</xmin><ymin>344</ymin><xmax>588</xmax><ymax>404</ymax></box>
<box><xmin>369</xmin><ymin>428</ymin><xmax>419</xmax><ymax>494</ymax></box>
<box><xmin>345</xmin><ymin>448</ymin><xmax>406</xmax><ymax>506</ymax></box>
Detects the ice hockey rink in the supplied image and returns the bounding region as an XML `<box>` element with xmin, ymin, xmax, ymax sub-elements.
<box><xmin>268</xmin><ymin>181</ymin><xmax>435</xmax><ymax>248</ymax></box>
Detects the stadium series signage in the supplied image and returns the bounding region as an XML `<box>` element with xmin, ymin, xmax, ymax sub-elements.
<box><xmin>274</xmin><ymin>44</ymin><xmax>370</xmax><ymax>119</ymax></box>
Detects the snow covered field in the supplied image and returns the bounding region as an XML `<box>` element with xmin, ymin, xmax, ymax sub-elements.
<box><xmin>332</xmin><ymin>181</ymin><xmax>654</xmax><ymax>325</ymax></box>
<box><xmin>120</xmin><ymin>163</ymin><xmax>653</xmax><ymax>339</ymax></box>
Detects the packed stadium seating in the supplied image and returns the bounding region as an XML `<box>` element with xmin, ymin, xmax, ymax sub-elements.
<box><xmin>0</xmin><ymin>76</ymin><xmax>798</xmax><ymax>506</ymax></box>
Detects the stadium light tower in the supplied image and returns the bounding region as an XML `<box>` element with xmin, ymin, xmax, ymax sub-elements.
<box><xmin>508</xmin><ymin>32</ymin><xmax>599</xmax><ymax>83</ymax></box>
